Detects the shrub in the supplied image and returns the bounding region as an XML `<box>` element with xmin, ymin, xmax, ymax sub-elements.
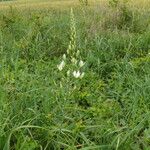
<box><xmin>104</xmin><ymin>0</ymin><xmax>133</xmax><ymax>30</ymax></box>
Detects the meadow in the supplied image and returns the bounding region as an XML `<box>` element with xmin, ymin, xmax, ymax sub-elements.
<box><xmin>0</xmin><ymin>0</ymin><xmax>150</xmax><ymax>149</ymax></box>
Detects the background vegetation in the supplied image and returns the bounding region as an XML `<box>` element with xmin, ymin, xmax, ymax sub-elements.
<box><xmin>0</xmin><ymin>0</ymin><xmax>150</xmax><ymax>149</ymax></box>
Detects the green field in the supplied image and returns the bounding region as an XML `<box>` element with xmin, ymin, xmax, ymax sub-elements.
<box><xmin>0</xmin><ymin>0</ymin><xmax>150</xmax><ymax>149</ymax></box>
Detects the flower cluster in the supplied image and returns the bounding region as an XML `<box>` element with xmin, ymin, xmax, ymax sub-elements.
<box><xmin>57</xmin><ymin>8</ymin><xmax>85</xmax><ymax>79</ymax></box>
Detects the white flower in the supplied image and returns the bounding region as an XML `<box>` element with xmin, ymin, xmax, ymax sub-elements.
<box><xmin>73</xmin><ymin>71</ymin><xmax>85</xmax><ymax>78</ymax></box>
<box><xmin>73</xmin><ymin>70</ymin><xmax>81</xmax><ymax>78</ymax></box>
<box><xmin>63</xmin><ymin>54</ymin><xmax>66</xmax><ymax>60</ymax></box>
<box><xmin>71</xmin><ymin>57</ymin><xmax>77</xmax><ymax>65</ymax></box>
<box><xmin>79</xmin><ymin>60</ymin><xmax>85</xmax><ymax>68</ymax></box>
<box><xmin>80</xmin><ymin>72</ymin><xmax>85</xmax><ymax>79</ymax></box>
<box><xmin>57</xmin><ymin>60</ymin><xmax>65</xmax><ymax>71</ymax></box>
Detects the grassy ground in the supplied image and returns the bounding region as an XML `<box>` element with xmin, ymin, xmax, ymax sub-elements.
<box><xmin>0</xmin><ymin>0</ymin><xmax>150</xmax><ymax>11</ymax></box>
<box><xmin>0</xmin><ymin>0</ymin><xmax>150</xmax><ymax>149</ymax></box>
<box><xmin>0</xmin><ymin>0</ymin><xmax>76</xmax><ymax>11</ymax></box>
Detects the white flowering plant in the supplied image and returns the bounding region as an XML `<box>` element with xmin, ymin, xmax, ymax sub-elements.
<box><xmin>57</xmin><ymin>8</ymin><xmax>86</xmax><ymax>80</ymax></box>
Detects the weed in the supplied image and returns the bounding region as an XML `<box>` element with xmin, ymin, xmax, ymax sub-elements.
<box><xmin>0</xmin><ymin>1</ymin><xmax>150</xmax><ymax>149</ymax></box>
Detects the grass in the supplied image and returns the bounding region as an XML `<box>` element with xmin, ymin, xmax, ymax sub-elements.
<box><xmin>0</xmin><ymin>0</ymin><xmax>150</xmax><ymax>149</ymax></box>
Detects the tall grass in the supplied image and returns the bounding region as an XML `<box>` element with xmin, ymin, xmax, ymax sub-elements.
<box><xmin>0</xmin><ymin>0</ymin><xmax>150</xmax><ymax>149</ymax></box>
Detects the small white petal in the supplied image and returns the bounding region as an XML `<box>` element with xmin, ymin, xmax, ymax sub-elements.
<box><xmin>80</xmin><ymin>72</ymin><xmax>85</xmax><ymax>79</ymax></box>
<box><xmin>63</xmin><ymin>54</ymin><xmax>66</xmax><ymax>60</ymax></box>
<box><xmin>57</xmin><ymin>60</ymin><xmax>65</xmax><ymax>71</ymax></box>
<box><xmin>79</xmin><ymin>60</ymin><xmax>85</xmax><ymax>67</ymax></box>
<box><xmin>73</xmin><ymin>70</ymin><xmax>80</xmax><ymax>78</ymax></box>
<box><xmin>76</xmin><ymin>71</ymin><xmax>80</xmax><ymax>78</ymax></box>
<box><xmin>73</xmin><ymin>71</ymin><xmax>77</xmax><ymax>78</ymax></box>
